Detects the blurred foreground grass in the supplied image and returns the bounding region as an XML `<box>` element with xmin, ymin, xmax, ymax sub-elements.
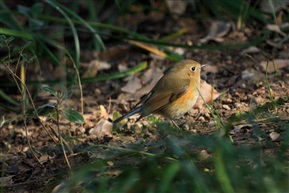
<box><xmin>55</xmin><ymin>121</ymin><xmax>289</xmax><ymax>193</ymax></box>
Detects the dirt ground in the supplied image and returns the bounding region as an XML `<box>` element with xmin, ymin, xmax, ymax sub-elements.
<box><xmin>1</xmin><ymin>3</ymin><xmax>289</xmax><ymax>193</ymax></box>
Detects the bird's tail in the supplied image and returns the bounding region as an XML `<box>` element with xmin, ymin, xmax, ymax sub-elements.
<box><xmin>113</xmin><ymin>106</ymin><xmax>142</xmax><ymax>123</ymax></box>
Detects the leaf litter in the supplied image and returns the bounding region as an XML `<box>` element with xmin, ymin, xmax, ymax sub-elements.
<box><xmin>1</xmin><ymin>2</ymin><xmax>289</xmax><ymax>193</ymax></box>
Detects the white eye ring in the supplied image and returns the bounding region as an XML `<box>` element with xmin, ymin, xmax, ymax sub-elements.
<box><xmin>190</xmin><ymin>66</ymin><xmax>196</xmax><ymax>71</ymax></box>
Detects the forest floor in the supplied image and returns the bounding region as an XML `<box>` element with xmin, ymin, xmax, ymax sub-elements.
<box><xmin>1</xmin><ymin>3</ymin><xmax>289</xmax><ymax>193</ymax></box>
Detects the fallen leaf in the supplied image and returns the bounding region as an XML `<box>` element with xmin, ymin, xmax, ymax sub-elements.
<box><xmin>240</xmin><ymin>46</ymin><xmax>260</xmax><ymax>55</ymax></box>
<box><xmin>200</xmin><ymin>21</ymin><xmax>231</xmax><ymax>43</ymax></box>
<box><xmin>203</xmin><ymin>63</ymin><xmax>218</xmax><ymax>73</ymax></box>
<box><xmin>166</xmin><ymin>0</ymin><xmax>187</xmax><ymax>15</ymax></box>
<box><xmin>261</xmin><ymin>0</ymin><xmax>289</xmax><ymax>13</ymax></box>
<box><xmin>193</xmin><ymin>80</ymin><xmax>221</xmax><ymax>109</ymax></box>
<box><xmin>222</xmin><ymin>104</ymin><xmax>231</xmax><ymax>110</ymax></box>
<box><xmin>0</xmin><ymin>175</ymin><xmax>14</xmax><ymax>187</ymax></box>
<box><xmin>39</xmin><ymin>154</ymin><xmax>49</xmax><ymax>164</ymax></box>
<box><xmin>107</xmin><ymin>161</ymin><xmax>114</xmax><ymax>166</ymax></box>
<box><xmin>198</xmin><ymin>149</ymin><xmax>211</xmax><ymax>160</ymax></box>
<box><xmin>82</xmin><ymin>60</ymin><xmax>99</xmax><ymax>78</ymax></box>
<box><xmin>266</xmin><ymin>40</ymin><xmax>284</xmax><ymax>49</ymax></box>
<box><xmin>82</xmin><ymin>60</ymin><xmax>111</xmax><ymax>78</ymax></box>
<box><xmin>241</xmin><ymin>69</ymin><xmax>265</xmax><ymax>87</ymax></box>
<box><xmin>102</xmin><ymin>169</ymin><xmax>122</xmax><ymax>177</ymax></box>
<box><xmin>97</xmin><ymin>61</ymin><xmax>111</xmax><ymax>70</ymax></box>
<box><xmin>233</xmin><ymin>124</ymin><xmax>252</xmax><ymax>133</ymax></box>
<box><xmin>269</xmin><ymin>131</ymin><xmax>280</xmax><ymax>141</ymax></box>
<box><xmin>121</xmin><ymin>75</ymin><xmax>142</xmax><ymax>94</ymax></box>
<box><xmin>141</xmin><ymin>67</ymin><xmax>154</xmax><ymax>85</ymax></box>
<box><xmin>89</xmin><ymin>119</ymin><xmax>113</xmax><ymax>139</ymax></box>
<box><xmin>260</xmin><ymin>59</ymin><xmax>289</xmax><ymax>73</ymax></box>
<box><xmin>118</xmin><ymin>63</ymin><xmax>128</xmax><ymax>72</ymax></box>
<box><xmin>266</xmin><ymin>24</ymin><xmax>286</xmax><ymax>37</ymax></box>
<box><xmin>99</xmin><ymin>45</ymin><xmax>131</xmax><ymax>62</ymax></box>
<box><xmin>99</xmin><ymin>105</ymin><xmax>108</xmax><ymax>118</ymax></box>
<box><xmin>128</xmin><ymin>40</ymin><xmax>167</xmax><ymax>58</ymax></box>
<box><xmin>139</xmin><ymin>66</ymin><xmax>163</xmax><ymax>97</ymax></box>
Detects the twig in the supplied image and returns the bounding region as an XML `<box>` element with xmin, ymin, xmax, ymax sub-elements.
<box><xmin>56</xmin><ymin>106</ymin><xmax>71</xmax><ymax>169</ymax></box>
<box><xmin>48</xmin><ymin>125</ymin><xmax>73</xmax><ymax>154</ymax></box>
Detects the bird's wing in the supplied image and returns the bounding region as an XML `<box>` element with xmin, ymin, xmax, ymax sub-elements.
<box><xmin>133</xmin><ymin>91</ymin><xmax>152</xmax><ymax>108</ymax></box>
<box><xmin>141</xmin><ymin>79</ymin><xmax>190</xmax><ymax>116</ymax></box>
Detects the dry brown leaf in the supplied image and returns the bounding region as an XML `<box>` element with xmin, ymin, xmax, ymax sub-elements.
<box><xmin>200</xmin><ymin>21</ymin><xmax>231</xmax><ymax>43</ymax></box>
<box><xmin>82</xmin><ymin>60</ymin><xmax>111</xmax><ymax>78</ymax></box>
<box><xmin>203</xmin><ymin>63</ymin><xmax>218</xmax><ymax>73</ymax></box>
<box><xmin>89</xmin><ymin>119</ymin><xmax>113</xmax><ymax>139</ymax></box>
<box><xmin>140</xmin><ymin>66</ymin><xmax>163</xmax><ymax>89</ymax></box>
<box><xmin>98</xmin><ymin>45</ymin><xmax>131</xmax><ymax>62</ymax></box>
<box><xmin>128</xmin><ymin>40</ymin><xmax>167</xmax><ymax>58</ymax></box>
<box><xmin>133</xmin><ymin>69</ymin><xmax>163</xmax><ymax>99</ymax></box>
<box><xmin>141</xmin><ymin>68</ymin><xmax>154</xmax><ymax>85</ymax></box>
<box><xmin>269</xmin><ymin>131</ymin><xmax>281</xmax><ymax>142</ymax></box>
<box><xmin>98</xmin><ymin>61</ymin><xmax>111</xmax><ymax>70</ymax></box>
<box><xmin>261</xmin><ymin>0</ymin><xmax>289</xmax><ymax>12</ymax></box>
<box><xmin>82</xmin><ymin>60</ymin><xmax>99</xmax><ymax>78</ymax></box>
<box><xmin>240</xmin><ymin>46</ymin><xmax>260</xmax><ymax>55</ymax></box>
<box><xmin>39</xmin><ymin>154</ymin><xmax>49</xmax><ymax>164</ymax></box>
<box><xmin>260</xmin><ymin>59</ymin><xmax>289</xmax><ymax>73</ymax></box>
<box><xmin>0</xmin><ymin>175</ymin><xmax>14</xmax><ymax>186</ymax></box>
<box><xmin>266</xmin><ymin>40</ymin><xmax>284</xmax><ymax>48</ymax></box>
<box><xmin>118</xmin><ymin>63</ymin><xmax>128</xmax><ymax>72</ymax></box>
<box><xmin>166</xmin><ymin>0</ymin><xmax>187</xmax><ymax>15</ymax></box>
<box><xmin>121</xmin><ymin>75</ymin><xmax>142</xmax><ymax>94</ymax></box>
<box><xmin>193</xmin><ymin>80</ymin><xmax>221</xmax><ymax>109</ymax></box>
<box><xmin>266</xmin><ymin>24</ymin><xmax>286</xmax><ymax>37</ymax></box>
<box><xmin>198</xmin><ymin>149</ymin><xmax>211</xmax><ymax>160</ymax></box>
<box><xmin>99</xmin><ymin>105</ymin><xmax>108</xmax><ymax>118</ymax></box>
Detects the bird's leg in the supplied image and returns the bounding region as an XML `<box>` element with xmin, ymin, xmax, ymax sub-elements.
<box><xmin>170</xmin><ymin>120</ymin><xmax>181</xmax><ymax>130</ymax></box>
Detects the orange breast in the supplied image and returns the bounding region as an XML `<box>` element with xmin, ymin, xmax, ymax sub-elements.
<box><xmin>160</xmin><ymin>79</ymin><xmax>199</xmax><ymax>119</ymax></box>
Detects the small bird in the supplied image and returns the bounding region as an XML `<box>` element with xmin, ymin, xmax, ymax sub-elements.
<box><xmin>114</xmin><ymin>60</ymin><xmax>204</xmax><ymax>127</ymax></box>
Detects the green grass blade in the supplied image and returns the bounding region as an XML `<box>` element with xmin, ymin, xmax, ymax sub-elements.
<box><xmin>0</xmin><ymin>28</ymin><xmax>33</xmax><ymax>40</ymax></box>
<box><xmin>1</xmin><ymin>61</ymin><xmax>147</xmax><ymax>86</ymax></box>
<box><xmin>50</xmin><ymin>1</ymin><xmax>106</xmax><ymax>52</ymax></box>
<box><xmin>0</xmin><ymin>89</ymin><xmax>19</xmax><ymax>106</ymax></box>
<box><xmin>125</xmin><ymin>36</ymin><xmax>266</xmax><ymax>50</ymax></box>
<box><xmin>0</xmin><ymin>3</ymin><xmax>23</xmax><ymax>31</ymax></box>
<box><xmin>45</xmin><ymin>0</ymin><xmax>80</xmax><ymax>69</ymax></box>
<box><xmin>159</xmin><ymin>162</ymin><xmax>180</xmax><ymax>193</ymax></box>
<box><xmin>34</xmin><ymin>34</ymin><xmax>63</xmax><ymax>66</ymax></box>
<box><xmin>215</xmin><ymin>148</ymin><xmax>235</xmax><ymax>193</ymax></box>
<box><xmin>81</xmin><ymin>61</ymin><xmax>147</xmax><ymax>83</ymax></box>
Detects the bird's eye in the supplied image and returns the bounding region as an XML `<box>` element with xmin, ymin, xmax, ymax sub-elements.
<box><xmin>190</xmin><ymin>66</ymin><xmax>196</xmax><ymax>71</ymax></box>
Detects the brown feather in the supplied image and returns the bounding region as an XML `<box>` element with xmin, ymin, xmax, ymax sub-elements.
<box><xmin>141</xmin><ymin>79</ymin><xmax>190</xmax><ymax>117</ymax></box>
